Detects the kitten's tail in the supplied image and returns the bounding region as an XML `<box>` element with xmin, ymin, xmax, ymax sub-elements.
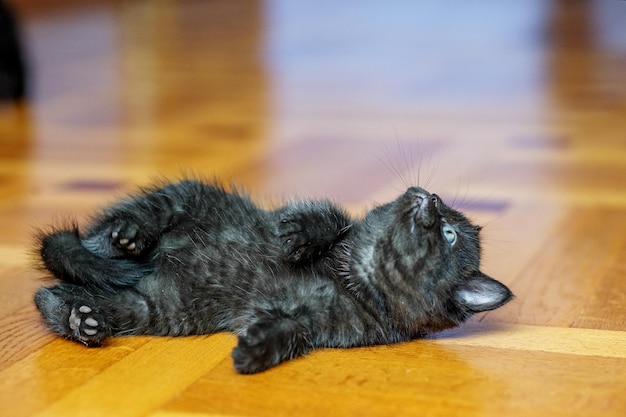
<box><xmin>37</xmin><ymin>227</ymin><xmax>152</xmax><ymax>291</ymax></box>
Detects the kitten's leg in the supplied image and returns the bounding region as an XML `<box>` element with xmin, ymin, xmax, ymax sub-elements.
<box><xmin>231</xmin><ymin>277</ymin><xmax>388</xmax><ymax>374</ymax></box>
<box><xmin>39</xmin><ymin>228</ymin><xmax>153</xmax><ymax>289</ymax></box>
<box><xmin>232</xmin><ymin>318</ymin><xmax>311</xmax><ymax>374</ymax></box>
<box><xmin>276</xmin><ymin>200</ymin><xmax>352</xmax><ymax>264</ymax></box>
<box><xmin>81</xmin><ymin>180</ymin><xmax>212</xmax><ymax>259</ymax></box>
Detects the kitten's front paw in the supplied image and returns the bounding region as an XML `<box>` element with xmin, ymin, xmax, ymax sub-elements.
<box><xmin>232</xmin><ymin>323</ymin><xmax>283</xmax><ymax>374</ymax></box>
<box><xmin>110</xmin><ymin>219</ymin><xmax>153</xmax><ymax>257</ymax></box>
<box><xmin>278</xmin><ymin>218</ymin><xmax>318</xmax><ymax>263</ymax></box>
<box><xmin>277</xmin><ymin>202</ymin><xmax>352</xmax><ymax>265</ymax></box>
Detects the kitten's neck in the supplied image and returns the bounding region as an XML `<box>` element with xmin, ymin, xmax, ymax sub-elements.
<box><xmin>338</xmin><ymin>221</ymin><xmax>442</xmax><ymax>340</ymax></box>
<box><xmin>337</xmin><ymin>224</ymin><xmax>391</xmax><ymax>319</ymax></box>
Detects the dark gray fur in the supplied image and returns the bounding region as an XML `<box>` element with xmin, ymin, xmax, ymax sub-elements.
<box><xmin>34</xmin><ymin>179</ymin><xmax>513</xmax><ymax>373</ymax></box>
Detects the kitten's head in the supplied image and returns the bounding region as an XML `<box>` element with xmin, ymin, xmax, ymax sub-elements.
<box><xmin>361</xmin><ymin>187</ymin><xmax>513</xmax><ymax>335</ymax></box>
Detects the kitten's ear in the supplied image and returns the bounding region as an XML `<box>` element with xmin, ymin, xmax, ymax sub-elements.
<box><xmin>455</xmin><ymin>272</ymin><xmax>514</xmax><ymax>312</ymax></box>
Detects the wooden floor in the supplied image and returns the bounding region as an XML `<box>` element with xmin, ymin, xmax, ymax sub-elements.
<box><xmin>1</xmin><ymin>0</ymin><xmax>625</xmax><ymax>416</ymax></box>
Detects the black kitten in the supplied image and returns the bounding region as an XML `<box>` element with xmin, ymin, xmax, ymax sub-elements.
<box><xmin>34</xmin><ymin>179</ymin><xmax>513</xmax><ymax>373</ymax></box>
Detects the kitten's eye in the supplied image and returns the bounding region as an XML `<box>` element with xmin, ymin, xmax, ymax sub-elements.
<box><xmin>442</xmin><ymin>223</ymin><xmax>457</xmax><ymax>245</ymax></box>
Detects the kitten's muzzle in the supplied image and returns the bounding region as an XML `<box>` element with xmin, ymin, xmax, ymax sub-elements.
<box><xmin>411</xmin><ymin>192</ymin><xmax>439</xmax><ymax>228</ymax></box>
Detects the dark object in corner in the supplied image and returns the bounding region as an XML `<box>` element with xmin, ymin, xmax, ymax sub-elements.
<box><xmin>0</xmin><ymin>1</ymin><xmax>27</xmax><ymax>100</ymax></box>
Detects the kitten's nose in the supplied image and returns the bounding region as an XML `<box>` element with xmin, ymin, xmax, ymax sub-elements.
<box><xmin>409</xmin><ymin>187</ymin><xmax>438</xmax><ymax>228</ymax></box>
<box><xmin>408</xmin><ymin>187</ymin><xmax>434</xmax><ymax>208</ymax></box>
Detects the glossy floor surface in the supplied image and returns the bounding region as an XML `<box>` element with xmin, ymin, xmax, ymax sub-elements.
<box><xmin>1</xmin><ymin>0</ymin><xmax>625</xmax><ymax>416</ymax></box>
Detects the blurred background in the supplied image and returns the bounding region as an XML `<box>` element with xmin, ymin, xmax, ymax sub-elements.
<box><xmin>2</xmin><ymin>0</ymin><xmax>624</xmax><ymax>195</ymax></box>
<box><xmin>1</xmin><ymin>0</ymin><xmax>626</xmax><ymax>326</ymax></box>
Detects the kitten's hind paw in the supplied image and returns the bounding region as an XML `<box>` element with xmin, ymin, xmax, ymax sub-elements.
<box><xmin>34</xmin><ymin>286</ymin><xmax>109</xmax><ymax>346</ymax></box>
<box><xmin>68</xmin><ymin>305</ymin><xmax>105</xmax><ymax>346</ymax></box>
<box><xmin>109</xmin><ymin>219</ymin><xmax>154</xmax><ymax>257</ymax></box>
